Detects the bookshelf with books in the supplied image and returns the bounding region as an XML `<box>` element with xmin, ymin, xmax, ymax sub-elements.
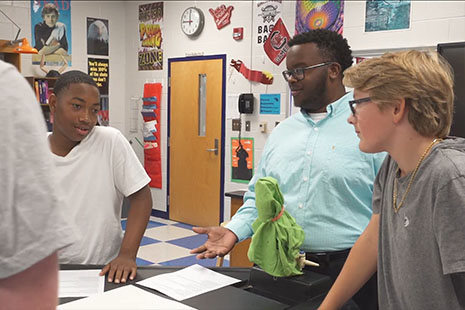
<box><xmin>26</xmin><ymin>76</ymin><xmax>57</xmax><ymax>131</ymax></box>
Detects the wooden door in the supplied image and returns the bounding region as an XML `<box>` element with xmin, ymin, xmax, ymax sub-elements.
<box><xmin>168</xmin><ymin>55</ymin><xmax>225</xmax><ymax>226</ymax></box>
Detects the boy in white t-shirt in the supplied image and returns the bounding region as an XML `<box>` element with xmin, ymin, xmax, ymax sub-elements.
<box><xmin>48</xmin><ymin>70</ymin><xmax>152</xmax><ymax>284</ymax></box>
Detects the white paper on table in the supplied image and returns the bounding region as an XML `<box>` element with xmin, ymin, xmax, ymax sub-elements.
<box><xmin>59</xmin><ymin>269</ymin><xmax>105</xmax><ymax>298</ymax></box>
<box><xmin>136</xmin><ymin>264</ymin><xmax>241</xmax><ymax>301</ymax></box>
<box><xmin>57</xmin><ymin>284</ymin><xmax>197</xmax><ymax>309</ymax></box>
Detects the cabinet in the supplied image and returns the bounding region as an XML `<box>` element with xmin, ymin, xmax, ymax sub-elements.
<box><xmin>225</xmin><ymin>190</ymin><xmax>254</xmax><ymax>267</ymax></box>
<box><xmin>25</xmin><ymin>76</ymin><xmax>58</xmax><ymax>131</ymax></box>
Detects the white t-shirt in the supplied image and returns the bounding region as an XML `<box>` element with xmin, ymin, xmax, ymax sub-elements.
<box><xmin>51</xmin><ymin>126</ymin><xmax>151</xmax><ymax>264</ymax></box>
<box><xmin>0</xmin><ymin>60</ymin><xmax>75</xmax><ymax>278</ymax></box>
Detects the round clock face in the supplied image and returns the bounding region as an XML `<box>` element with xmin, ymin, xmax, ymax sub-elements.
<box><xmin>181</xmin><ymin>7</ymin><xmax>205</xmax><ymax>37</ymax></box>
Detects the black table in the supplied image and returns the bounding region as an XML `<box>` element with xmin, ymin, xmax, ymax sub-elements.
<box><xmin>60</xmin><ymin>265</ymin><xmax>330</xmax><ymax>309</ymax></box>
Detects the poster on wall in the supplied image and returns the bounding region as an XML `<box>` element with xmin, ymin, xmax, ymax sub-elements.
<box><xmin>255</xmin><ymin>0</ymin><xmax>282</xmax><ymax>46</ymax></box>
<box><xmin>365</xmin><ymin>0</ymin><xmax>411</xmax><ymax>32</ymax></box>
<box><xmin>138</xmin><ymin>2</ymin><xmax>163</xmax><ymax>71</ymax></box>
<box><xmin>87</xmin><ymin>17</ymin><xmax>109</xmax><ymax>56</ymax></box>
<box><xmin>231</xmin><ymin>138</ymin><xmax>254</xmax><ymax>183</ymax></box>
<box><xmin>295</xmin><ymin>0</ymin><xmax>344</xmax><ymax>35</ymax></box>
<box><xmin>88</xmin><ymin>58</ymin><xmax>109</xmax><ymax>126</ymax></box>
<box><xmin>31</xmin><ymin>0</ymin><xmax>72</xmax><ymax>65</ymax></box>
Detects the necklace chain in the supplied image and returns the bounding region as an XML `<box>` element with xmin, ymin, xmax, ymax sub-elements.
<box><xmin>392</xmin><ymin>138</ymin><xmax>442</xmax><ymax>213</ymax></box>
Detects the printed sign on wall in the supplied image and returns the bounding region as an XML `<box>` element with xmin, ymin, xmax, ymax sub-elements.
<box><xmin>260</xmin><ymin>94</ymin><xmax>281</xmax><ymax>114</ymax></box>
<box><xmin>31</xmin><ymin>0</ymin><xmax>72</xmax><ymax>65</ymax></box>
<box><xmin>231</xmin><ymin>138</ymin><xmax>254</xmax><ymax>183</ymax></box>
<box><xmin>138</xmin><ymin>2</ymin><xmax>163</xmax><ymax>70</ymax></box>
<box><xmin>88</xmin><ymin>58</ymin><xmax>109</xmax><ymax>126</ymax></box>
<box><xmin>256</xmin><ymin>0</ymin><xmax>282</xmax><ymax>46</ymax></box>
<box><xmin>295</xmin><ymin>0</ymin><xmax>344</xmax><ymax>35</ymax></box>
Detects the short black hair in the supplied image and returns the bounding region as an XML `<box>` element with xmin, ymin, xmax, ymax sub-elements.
<box><xmin>53</xmin><ymin>70</ymin><xmax>98</xmax><ymax>96</ymax></box>
<box><xmin>288</xmin><ymin>29</ymin><xmax>353</xmax><ymax>72</ymax></box>
<box><xmin>46</xmin><ymin>69</ymin><xmax>61</xmax><ymax>77</ymax></box>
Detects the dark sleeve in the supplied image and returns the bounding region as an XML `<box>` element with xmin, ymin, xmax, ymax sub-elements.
<box><xmin>34</xmin><ymin>23</ymin><xmax>44</xmax><ymax>50</ymax></box>
<box><xmin>59</xmin><ymin>29</ymin><xmax>68</xmax><ymax>52</ymax></box>
<box><xmin>451</xmin><ymin>272</ymin><xmax>465</xmax><ymax>307</ymax></box>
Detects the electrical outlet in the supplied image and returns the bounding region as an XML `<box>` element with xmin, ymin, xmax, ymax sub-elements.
<box><xmin>232</xmin><ymin>118</ymin><xmax>241</xmax><ymax>131</ymax></box>
<box><xmin>245</xmin><ymin>121</ymin><xmax>251</xmax><ymax>131</ymax></box>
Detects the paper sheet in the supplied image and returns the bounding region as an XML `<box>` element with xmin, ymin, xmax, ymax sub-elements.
<box><xmin>59</xmin><ymin>269</ymin><xmax>105</xmax><ymax>298</ymax></box>
<box><xmin>58</xmin><ymin>284</ymin><xmax>196</xmax><ymax>309</ymax></box>
<box><xmin>137</xmin><ymin>264</ymin><xmax>241</xmax><ymax>301</ymax></box>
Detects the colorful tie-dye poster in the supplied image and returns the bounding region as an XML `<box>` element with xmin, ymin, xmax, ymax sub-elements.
<box><xmin>365</xmin><ymin>0</ymin><xmax>411</xmax><ymax>32</ymax></box>
<box><xmin>31</xmin><ymin>0</ymin><xmax>72</xmax><ymax>66</ymax></box>
<box><xmin>295</xmin><ymin>0</ymin><xmax>344</xmax><ymax>35</ymax></box>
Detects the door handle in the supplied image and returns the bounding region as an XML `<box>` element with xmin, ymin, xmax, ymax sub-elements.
<box><xmin>206</xmin><ymin>139</ymin><xmax>219</xmax><ymax>155</ymax></box>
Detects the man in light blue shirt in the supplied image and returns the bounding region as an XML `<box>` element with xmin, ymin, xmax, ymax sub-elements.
<box><xmin>192</xmin><ymin>30</ymin><xmax>385</xmax><ymax>309</ymax></box>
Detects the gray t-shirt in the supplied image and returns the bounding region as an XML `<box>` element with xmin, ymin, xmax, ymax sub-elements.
<box><xmin>0</xmin><ymin>60</ymin><xmax>76</xmax><ymax>278</ymax></box>
<box><xmin>373</xmin><ymin>138</ymin><xmax>465</xmax><ymax>309</ymax></box>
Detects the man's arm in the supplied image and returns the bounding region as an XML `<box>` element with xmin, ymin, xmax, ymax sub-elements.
<box><xmin>319</xmin><ymin>214</ymin><xmax>379</xmax><ymax>310</ymax></box>
<box><xmin>190</xmin><ymin>144</ymin><xmax>272</xmax><ymax>259</ymax></box>
<box><xmin>100</xmin><ymin>185</ymin><xmax>152</xmax><ymax>283</ymax></box>
<box><xmin>0</xmin><ymin>252</ymin><xmax>59</xmax><ymax>310</ymax></box>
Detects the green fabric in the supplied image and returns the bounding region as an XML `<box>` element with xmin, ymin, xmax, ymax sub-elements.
<box><xmin>247</xmin><ymin>177</ymin><xmax>305</xmax><ymax>277</ymax></box>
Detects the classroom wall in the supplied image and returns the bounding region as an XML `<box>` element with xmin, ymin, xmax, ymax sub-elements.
<box><xmin>1</xmin><ymin>0</ymin><xmax>464</xmax><ymax>220</ymax></box>
<box><xmin>0</xmin><ymin>0</ymin><xmax>127</xmax><ymax>131</ymax></box>
<box><xmin>123</xmin><ymin>1</ymin><xmax>465</xmax><ymax>219</ymax></box>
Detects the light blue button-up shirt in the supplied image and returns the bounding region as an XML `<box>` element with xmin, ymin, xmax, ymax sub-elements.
<box><xmin>226</xmin><ymin>92</ymin><xmax>386</xmax><ymax>252</ymax></box>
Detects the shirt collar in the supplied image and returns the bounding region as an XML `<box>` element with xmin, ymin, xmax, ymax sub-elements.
<box><xmin>300</xmin><ymin>91</ymin><xmax>353</xmax><ymax>122</ymax></box>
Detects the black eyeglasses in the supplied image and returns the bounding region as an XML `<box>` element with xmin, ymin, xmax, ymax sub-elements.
<box><xmin>282</xmin><ymin>62</ymin><xmax>335</xmax><ymax>82</ymax></box>
<box><xmin>349</xmin><ymin>97</ymin><xmax>371</xmax><ymax>116</ymax></box>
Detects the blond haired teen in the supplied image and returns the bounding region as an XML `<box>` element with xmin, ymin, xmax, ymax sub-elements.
<box><xmin>319</xmin><ymin>50</ymin><xmax>465</xmax><ymax>309</ymax></box>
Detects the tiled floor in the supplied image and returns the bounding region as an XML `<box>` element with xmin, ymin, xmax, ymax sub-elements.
<box><xmin>122</xmin><ymin>216</ymin><xmax>229</xmax><ymax>267</ymax></box>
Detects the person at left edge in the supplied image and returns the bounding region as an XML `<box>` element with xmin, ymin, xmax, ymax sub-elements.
<box><xmin>48</xmin><ymin>70</ymin><xmax>152</xmax><ymax>283</ymax></box>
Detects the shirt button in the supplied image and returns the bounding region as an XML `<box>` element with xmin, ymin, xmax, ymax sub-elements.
<box><xmin>303</xmin><ymin>176</ymin><xmax>308</xmax><ymax>182</ymax></box>
<box><xmin>307</xmin><ymin>151</ymin><xmax>312</xmax><ymax>156</ymax></box>
<box><xmin>298</xmin><ymin>203</ymin><xmax>303</xmax><ymax>209</ymax></box>
<box><xmin>314</xmin><ymin>127</ymin><xmax>319</xmax><ymax>131</ymax></box>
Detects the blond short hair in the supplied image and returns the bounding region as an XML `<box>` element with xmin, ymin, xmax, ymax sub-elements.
<box><xmin>343</xmin><ymin>50</ymin><xmax>454</xmax><ymax>138</ymax></box>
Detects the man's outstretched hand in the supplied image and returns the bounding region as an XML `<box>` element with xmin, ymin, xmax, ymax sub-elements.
<box><xmin>190</xmin><ymin>226</ymin><xmax>238</xmax><ymax>259</ymax></box>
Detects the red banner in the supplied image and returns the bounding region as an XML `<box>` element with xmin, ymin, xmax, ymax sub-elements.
<box><xmin>230</xmin><ymin>59</ymin><xmax>273</xmax><ymax>85</ymax></box>
<box><xmin>263</xmin><ymin>18</ymin><xmax>290</xmax><ymax>66</ymax></box>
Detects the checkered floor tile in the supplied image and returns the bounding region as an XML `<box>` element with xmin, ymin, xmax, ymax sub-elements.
<box><xmin>122</xmin><ymin>216</ymin><xmax>229</xmax><ymax>267</ymax></box>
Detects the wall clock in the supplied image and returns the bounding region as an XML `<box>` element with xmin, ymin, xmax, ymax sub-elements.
<box><xmin>181</xmin><ymin>7</ymin><xmax>205</xmax><ymax>37</ymax></box>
